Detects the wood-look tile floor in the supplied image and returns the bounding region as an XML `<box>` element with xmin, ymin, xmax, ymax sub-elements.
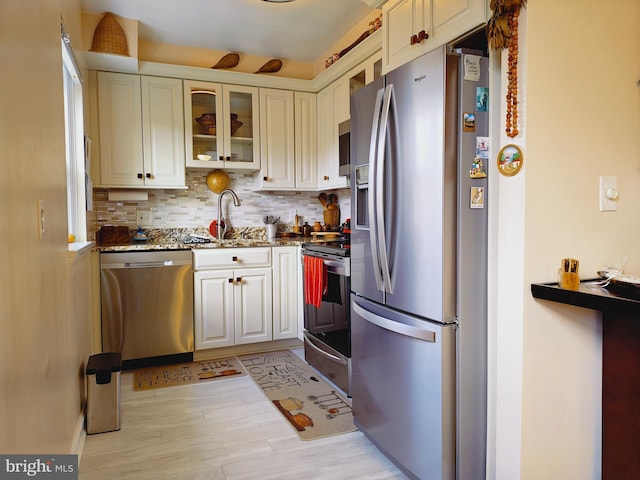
<box><xmin>79</xmin><ymin>349</ymin><xmax>408</xmax><ymax>480</ymax></box>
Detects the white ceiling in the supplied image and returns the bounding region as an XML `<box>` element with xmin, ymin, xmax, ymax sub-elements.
<box><xmin>80</xmin><ymin>0</ymin><xmax>376</xmax><ymax>63</ymax></box>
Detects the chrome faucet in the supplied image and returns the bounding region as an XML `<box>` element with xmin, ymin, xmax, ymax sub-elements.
<box><xmin>216</xmin><ymin>189</ymin><xmax>241</xmax><ymax>239</ymax></box>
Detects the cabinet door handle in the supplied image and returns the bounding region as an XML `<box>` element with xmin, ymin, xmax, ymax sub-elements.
<box><xmin>323</xmin><ymin>175</ymin><xmax>329</xmax><ymax>181</ymax></box>
<box><xmin>228</xmin><ymin>278</ymin><xmax>234</xmax><ymax>284</ymax></box>
<box><xmin>219</xmin><ymin>155</ymin><xmax>224</xmax><ymax>161</ymax></box>
<box><xmin>225</xmin><ymin>156</ymin><xmax>231</xmax><ymax>161</ymax></box>
<box><xmin>232</xmin><ymin>256</ymin><xmax>238</xmax><ymax>262</ymax></box>
<box><xmin>410</xmin><ymin>34</ymin><xmax>418</xmax><ymax>45</ymax></box>
<box><xmin>418</xmin><ymin>30</ymin><xmax>428</xmax><ymax>42</ymax></box>
<box><xmin>263</xmin><ymin>176</ymin><xmax>269</xmax><ymax>181</ymax></box>
<box><xmin>146</xmin><ymin>173</ymin><xmax>152</xmax><ymax>179</ymax></box>
<box><xmin>137</xmin><ymin>173</ymin><xmax>143</xmax><ymax>179</ymax></box>
<box><xmin>236</xmin><ymin>277</ymin><xmax>242</xmax><ymax>283</ymax></box>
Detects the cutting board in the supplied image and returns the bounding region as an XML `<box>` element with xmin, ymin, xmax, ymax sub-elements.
<box><xmin>96</xmin><ymin>226</ymin><xmax>130</xmax><ymax>245</ymax></box>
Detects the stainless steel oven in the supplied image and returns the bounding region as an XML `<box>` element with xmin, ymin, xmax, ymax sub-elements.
<box><xmin>301</xmin><ymin>241</ymin><xmax>351</xmax><ymax>395</ymax></box>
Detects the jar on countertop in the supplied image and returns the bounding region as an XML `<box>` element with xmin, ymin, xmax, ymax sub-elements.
<box><xmin>302</xmin><ymin>222</ymin><xmax>312</xmax><ymax>237</ymax></box>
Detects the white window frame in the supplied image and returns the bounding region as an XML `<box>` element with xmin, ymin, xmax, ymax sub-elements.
<box><xmin>61</xmin><ymin>27</ymin><xmax>87</xmax><ymax>243</ymax></box>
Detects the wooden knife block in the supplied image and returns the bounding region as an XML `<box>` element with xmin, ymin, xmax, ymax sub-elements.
<box><xmin>558</xmin><ymin>270</ymin><xmax>580</xmax><ymax>290</ymax></box>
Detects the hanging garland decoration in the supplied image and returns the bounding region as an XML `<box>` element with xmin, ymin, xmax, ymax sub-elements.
<box><xmin>505</xmin><ymin>10</ymin><xmax>520</xmax><ymax>137</ymax></box>
<box><xmin>487</xmin><ymin>0</ymin><xmax>527</xmax><ymax>138</ymax></box>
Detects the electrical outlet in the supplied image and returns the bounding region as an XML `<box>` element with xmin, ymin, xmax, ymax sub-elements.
<box><xmin>599</xmin><ymin>176</ymin><xmax>618</xmax><ymax>212</ymax></box>
<box><xmin>136</xmin><ymin>210</ymin><xmax>153</xmax><ymax>226</ymax></box>
<box><xmin>37</xmin><ymin>200</ymin><xmax>45</xmax><ymax>239</ymax></box>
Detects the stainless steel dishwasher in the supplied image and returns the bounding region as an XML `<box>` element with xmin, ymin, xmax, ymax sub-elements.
<box><xmin>99</xmin><ymin>250</ymin><xmax>194</xmax><ymax>369</ymax></box>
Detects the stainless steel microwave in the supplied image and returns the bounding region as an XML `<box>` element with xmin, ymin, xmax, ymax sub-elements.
<box><xmin>338</xmin><ymin>119</ymin><xmax>350</xmax><ymax>177</ymax></box>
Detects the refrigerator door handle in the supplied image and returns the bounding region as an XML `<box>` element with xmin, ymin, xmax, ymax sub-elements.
<box><xmin>353</xmin><ymin>301</ymin><xmax>436</xmax><ymax>343</ymax></box>
<box><xmin>368</xmin><ymin>87</ymin><xmax>385</xmax><ymax>291</ymax></box>
<box><xmin>375</xmin><ymin>84</ymin><xmax>394</xmax><ymax>293</ymax></box>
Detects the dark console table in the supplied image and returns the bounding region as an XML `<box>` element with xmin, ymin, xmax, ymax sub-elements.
<box><xmin>531</xmin><ymin>280</ymin><xmax>640</xmax><ymax>480</ymax></box>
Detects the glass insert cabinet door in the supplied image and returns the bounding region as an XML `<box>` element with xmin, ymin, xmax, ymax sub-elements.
<box><xmin>184</xmin><ymin>80</ymin><xmax>260</xmax><ymax>170</ymax></box>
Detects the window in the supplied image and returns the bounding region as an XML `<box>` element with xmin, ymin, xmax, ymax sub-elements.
<box><xmin>61</xmin><ymin>24</ymin><xmax>87</xmax><ymax>242</ymax></box>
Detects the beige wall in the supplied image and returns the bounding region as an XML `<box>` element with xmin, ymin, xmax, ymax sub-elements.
<box><xmin>0</xmin><ymin>0</ymin><xmax>93</xmax><ymax>454</ymax></box>
<box><xmin>3</xmin><ymin>0</ymin><xmax>638</xmax><ymax>468</ymax></box>
<box><xmin>493</xmin><ymin>0</ymin><xmax>640</xmax><ymax>478</ymax></box>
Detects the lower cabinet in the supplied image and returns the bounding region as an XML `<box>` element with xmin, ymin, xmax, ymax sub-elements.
<box><xmin>272</xmin><ymin>246</ymin><xmax>300</xmax><ymax>340</ymax></box>
<box><xmin>193</xmin><ymin>246</ymin><xmax>300</xmax><ymax>351</ymax></box>
<box><xmin>194</xmin><ymin>267</ymin><xmax>272</xmax><ymax>349</ymax></box>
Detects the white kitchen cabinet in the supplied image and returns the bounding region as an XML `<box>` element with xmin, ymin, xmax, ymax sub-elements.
<box><xmin>383</xmin><ymin>0</ymin><xmax>432</xmax><ymax>73</ymax></box>
<box><xmin>317</xmin><ymin>77</ymin><xmax>349</xmax><ymax>190</ymax></box>
<box><xmin>96</xmin><ymin>72</ymin><xmax>186</xmax><ymax>188</ymax></box>
<box><xmin>382</xmin><ymin>0</ymin><xmax>486</xmax><ymax>73</ymax></box>
<box><xmin>184</xmin><ymin>80</ymin><xmax>260</xmax><ymax>171</ymax></box>
<box><xmin>194</xmin><ymin>269</ymin><xmax>235</xmax><ymax>348</ymax></box>
<box><xmin>432</xmin><ymin>0</ymin><xmax>487</xmax><ymax>50</ymax></box>
<box><xmin>347</xmin><ymin>53</ymin><xmax>383</xmax><ymax>96</ymax></box>
<box><xmin>193</xmin><ymin>248</ymin><xmax>273</xmax><ymax>350</ymax></box>
<box><xmin>294</xmin><ymin>92</ymin><xmax>318</xmax><ymax>190</ymax></box>
<box><xmin>257</xmin><ymin>90</ymin><xmax>318</xmax><ymax>191</ymax></box>
<box><xmin>258</xmin><ymin>88</ymin><xmax>295</xmax><ymax>189</ymax></box>
<box><xmin>232</xmin><ymin>267</ymin><xmax>273</xmax><ymax>344</ymax></box>
<box><xmin>316</xmin><ymin>53</ymin><xmax>381</xmax><ymax>191</ymax></box>
<box><xmin>272</xmin><ymin>246</ymin><xmax>300</xmax><ymax>340</ymax></box>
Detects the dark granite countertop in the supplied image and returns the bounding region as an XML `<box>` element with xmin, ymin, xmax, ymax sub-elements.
<box><xmin>93</xmin><ymin>227</ymin><xmax>307</xmax><ymax>252</ymax></box>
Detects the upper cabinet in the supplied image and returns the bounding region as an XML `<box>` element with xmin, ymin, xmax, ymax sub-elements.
<box><xmin>346</xmin><ymin>54</ymin><xmax>383</xmax><ymax>97</ymax></box>
<box><xmin>317</xmin><ymin>76</ymin><xmax>350</xmax><ymax>190</ymax></box>
<box><xmin>316</xmin><ymin>53</ymin><xmax>382</xmax><ymax>191</ymax></box>
<box><xmin>257</xmin><ymin>88</ymin><xmax>295</xmax><ymax>189</ymax></box>
<box><xmin>382</xmin><ymin>0</ymin><xmax>487</xmax><ymax>72</ymax></box>
<box><xmin>383</xmin><ymin>0</ymin><xmax>433</xmax><ymax>72</ymax></box>
<box><xmin>257</xmin><ymin>89</ymin><xmax>318</xmax><ymax>191</ymax></box>
<box><xmin>184</xmin><ymin>80</ymin><xmax>260</xmax><ymax>171</ymax></box>
<box><xmin>95</xmin><ymin>72</ymin><xmax>186</xmax><ymax>188</ymax></box>
<box><xmin>293</xmin><ymin>92</ymin><xmax>318</xmax><ymax>190</ymax></box>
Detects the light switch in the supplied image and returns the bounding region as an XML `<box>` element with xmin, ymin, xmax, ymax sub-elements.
<box><xmin>599</xmin><ymin>176</ymin><xmax>618</xmax><ymax>212</ymax></box>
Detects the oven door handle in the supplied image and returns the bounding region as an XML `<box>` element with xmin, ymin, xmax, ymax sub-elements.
<box><xmin>303</xmin><ymin>331</ymin><xmax>348</xmax><ymax>365</ymax></box>
<box><xmin>323</xmin><ymin>259</ymin><xmax>344</xmax><ymax>269</ymax></box>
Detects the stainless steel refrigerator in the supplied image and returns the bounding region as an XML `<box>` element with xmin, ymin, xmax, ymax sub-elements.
<box><xmin>350</xmin><ymin>46</ymin><xmax>488</xmax><ymax>480</ymax></box>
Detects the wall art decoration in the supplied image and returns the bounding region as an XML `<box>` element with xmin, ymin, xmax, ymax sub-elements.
<box><xmin>497</xmin><ymin>144</ymin><xmax>523</xmax><ymax>177</ymax></box>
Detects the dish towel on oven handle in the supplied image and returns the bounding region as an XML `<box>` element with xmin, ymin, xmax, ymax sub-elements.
<box><xmin>304</xmin><ymin>255</ymin><xmax>328</xmax><ymax>308</ymax></box>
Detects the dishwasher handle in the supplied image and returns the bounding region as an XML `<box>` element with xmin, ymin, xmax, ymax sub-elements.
<box><xmin>101</xmin><ymin>260</ymin><xmax>192</xmax><ymax>269</ymax></box>
<box><xmin>125</xmin><ymin>261</ymin><xmax>181</xmax><ymax>268</ymax></box>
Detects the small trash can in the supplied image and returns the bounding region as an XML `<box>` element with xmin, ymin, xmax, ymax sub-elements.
<box><xmin>86</xmin><ymin>352</ymin><xmax>122</xmax><ymax>434</ymax></box>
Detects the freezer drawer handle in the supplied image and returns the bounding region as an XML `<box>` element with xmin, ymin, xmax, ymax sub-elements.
<box><xmin>353</xmin><ymin>302</ymin><xmax>436</xmax><ymax>343</ymax></box>
<box><xmin>303</xmin><ymin>331</ymin><xmax>347</xmax><ymax>365</ymax></box>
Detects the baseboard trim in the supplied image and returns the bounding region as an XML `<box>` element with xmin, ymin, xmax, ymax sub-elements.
<box><xmin>193</xmin><ymin>339</ymin><xmax>303</xmax><ymax>362</ymax></box>
<box><xmin>70</xmin><ymin>410</ymin><xmax>86</xmax><ymax>459</ymax></box>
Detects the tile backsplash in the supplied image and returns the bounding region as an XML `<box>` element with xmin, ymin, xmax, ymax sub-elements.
<box><xmin>90</xmin><ymin>170</ymin><xmax>351</xmax><ymax>237</ymax></box>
